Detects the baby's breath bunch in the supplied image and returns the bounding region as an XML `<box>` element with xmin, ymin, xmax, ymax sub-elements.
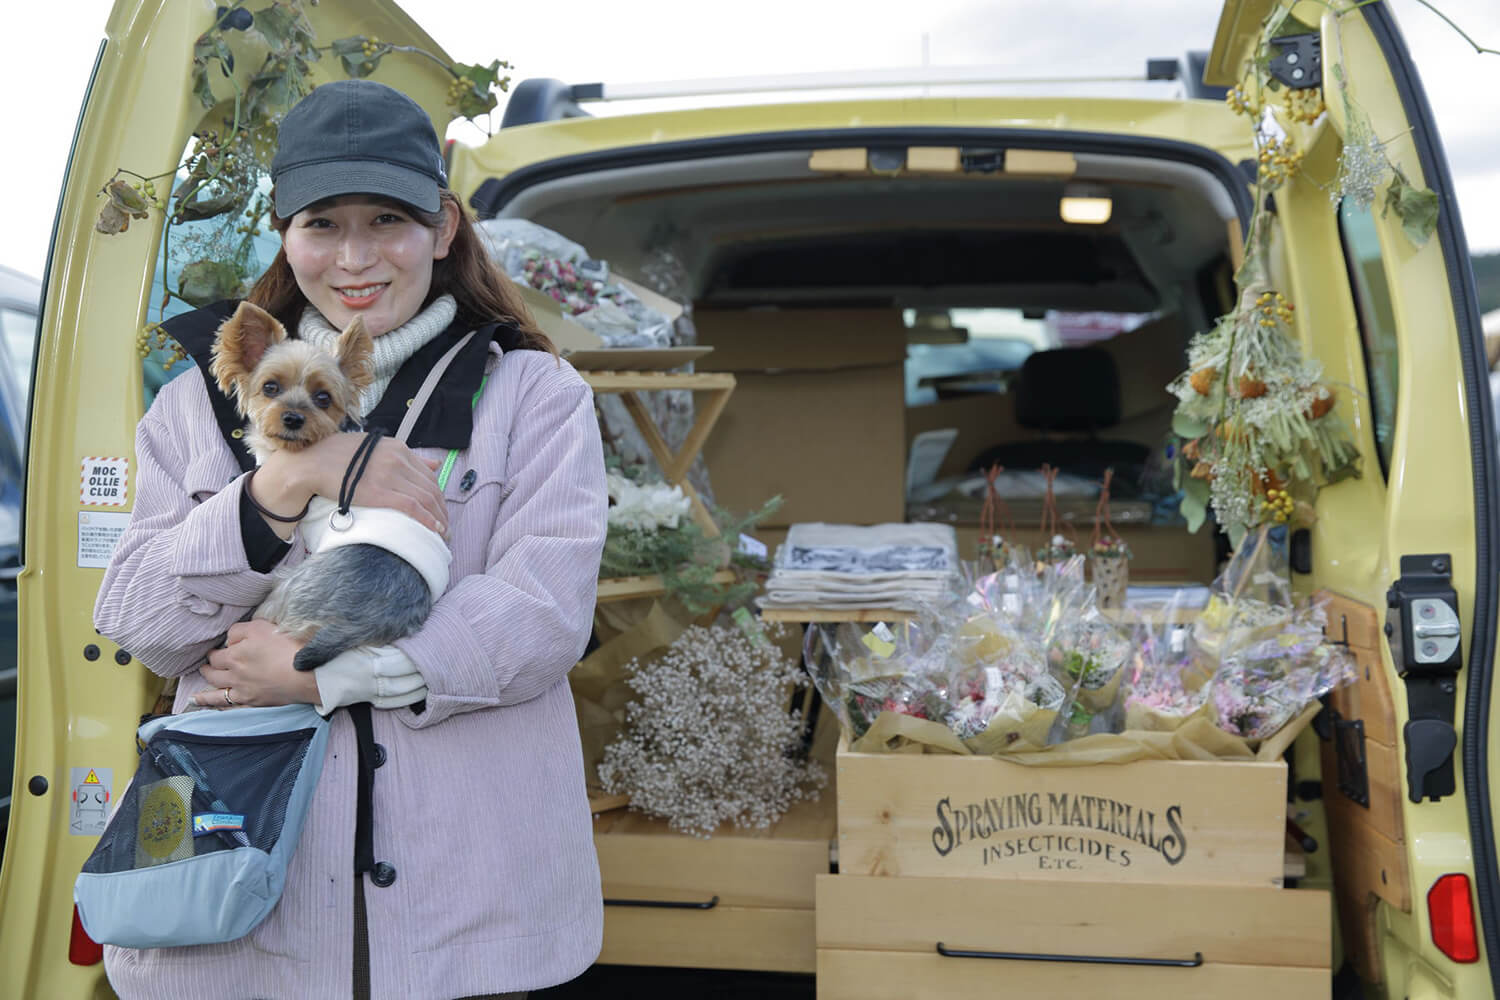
<box><xmin>1331</xmin><ymin>107</ymin><xmax>1389</xmax><ymax>211</ymax></box>
<box><xmin>598</xmin><ymin>623</ymin><xmax>826</xmax><ymax>838</ymax></box>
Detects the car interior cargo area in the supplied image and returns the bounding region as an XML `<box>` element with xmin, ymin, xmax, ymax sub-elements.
<box><xmin>495</xmin><ymin>143</ymin><xmax>1242</xmax><ymax>582</ymax></box>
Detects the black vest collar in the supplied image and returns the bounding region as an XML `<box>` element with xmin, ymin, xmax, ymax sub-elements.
<box><xmin>164</xmin><ymin>300</ymin><xmax>524</xmax><ymax>471</ymax></box>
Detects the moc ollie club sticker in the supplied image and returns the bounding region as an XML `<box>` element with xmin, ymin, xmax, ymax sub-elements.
<box><xmin>81</xmin><ymin>457</ymin><xmax>128</xmax><ymax>507</ymax></box>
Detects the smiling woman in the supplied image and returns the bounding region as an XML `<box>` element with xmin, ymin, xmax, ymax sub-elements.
<box><xmin>85</xmin><ymin>77</ymin><xmax>609</xmax><ymax>999</ymax></box>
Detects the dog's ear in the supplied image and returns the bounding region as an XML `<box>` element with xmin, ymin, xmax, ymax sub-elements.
<box><xmin>210</xmin><ymin>302</ymin><xmax>287</xmax><ymax>400</ymax></box>
<box><xmin>334</xmin><ymin>315</ymin><xmax>375</xmax><ymax>391</ymax></box>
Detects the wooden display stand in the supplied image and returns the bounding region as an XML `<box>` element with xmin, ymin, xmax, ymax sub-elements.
<box><xmin>579</xmin><ymin>364</ymin><xmax>841</xmax><ymax>973</ymax></box>
<box><xmin>580</xmin><ymin>368</ymin><xmax>738</xmax><ymax>604</ymax></box>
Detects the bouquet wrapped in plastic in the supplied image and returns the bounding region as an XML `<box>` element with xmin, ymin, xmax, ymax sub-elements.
<box><xmin>804</xmin><ymin>524</ymin><xmax>1356</xmax><ymax>761</ymax></box>
<box><xmin>1213</xmin><ymin>597</ymin><xmax>1356</xmax><ymax>739</ymax></box>
<box><xmin>1122</xmin><ymin>592</ymin><xmax>1216</xmax><ymax>732</ymax></box>
<box><xmin>804</xmin><ymin>615</ymin><xmax>954</xmax><ymax>741</ymax></box>
<box><xmin>1192</xmin><ymin>527</ymin><xmax>1293</xmax><ymax>659</ymax></box>
<box><xmin>1043</xmin><ymin>584</ymin><xmax>1134</xmax><ymax>737</ymax></box>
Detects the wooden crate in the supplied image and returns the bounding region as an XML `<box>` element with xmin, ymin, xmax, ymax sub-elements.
<box><xmin>836</xmin><ymin>742</ymin><xmax>1288</xmax><ymax>887</ymax></box>
<box><xmin>816</xmin><ymin>874</ymin><xmax>1330</xmax><ymax>999</ymax></box>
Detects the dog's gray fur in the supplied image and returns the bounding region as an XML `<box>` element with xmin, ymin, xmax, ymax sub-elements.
<box><xmin>258</xmin><ymin>545</ymin><xmax>434</xmax><ymax>672</ymax></box>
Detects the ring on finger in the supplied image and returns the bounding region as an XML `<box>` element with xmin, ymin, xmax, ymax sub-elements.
<box><xmin>223</xmin><ymin>688</ymin><xmax>235</xmax><ymax>707</ymax></box>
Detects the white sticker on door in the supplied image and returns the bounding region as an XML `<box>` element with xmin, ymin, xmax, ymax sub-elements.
<box><xmin>70</xmin><ymin>766</ymin><xmax>113</xmax><ymax>836</ymax></box>
<box><xmin>80</xmin><ymin>457</ymin><xmax>129</xmax><ymax>507</ymax></box>
<box><xmin>78</xmin><ymin>510</ymin><xmax>131</xmax><ymax>568</ymax></box>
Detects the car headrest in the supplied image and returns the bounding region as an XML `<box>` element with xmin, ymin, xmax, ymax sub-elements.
<box><xmin>1015</xmin><ymin>347</ymin><xmax>1122</xmax><ymax>431</ymax></box>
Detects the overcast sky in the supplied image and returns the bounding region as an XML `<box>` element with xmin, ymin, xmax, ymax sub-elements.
<box><xmin>2</xmin><ymin>0</ymin><xmax>1496</xmax><ymax>284</ymax></box>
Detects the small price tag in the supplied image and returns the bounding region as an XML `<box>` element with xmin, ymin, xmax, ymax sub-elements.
<box><xmin>984</xmin><ymin>666</ymin><xmax>1003</xmax><ymax>694</ymax></box>
<box><xmin>737</xmin><ymin>533</ymin><xmax>768</xmax><ymax>560</ymax></box>
<box><xmin>1170</xmin><ymin>626</ymin><xmax>1188</xmax><ymax>654</ymax></box>
<box><xmin>862</xmin><ymin>621</ymin><xmax>896</xmax><ymax>659</ymax></box>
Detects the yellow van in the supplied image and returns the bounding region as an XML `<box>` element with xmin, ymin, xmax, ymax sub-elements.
<box><xmin>2</xmin><ymin>0</ymin><xmax>1494</xmax><ymax>996</ymax></box>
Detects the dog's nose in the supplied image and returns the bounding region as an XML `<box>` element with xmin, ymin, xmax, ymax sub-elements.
<box><xmin>282</xmin><ymin>411</ymin><xmax>305</xmax><ymax>430</ymax></box>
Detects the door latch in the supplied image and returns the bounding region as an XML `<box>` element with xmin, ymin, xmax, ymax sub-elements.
<box><xmin>1267</xmin><ymin>33</ymin><xmax>1322</xmax><ymax>90</ymax></box>
<box><xmin>1386</xmin><ymin>554</ymin><xmax>1461</xmax><ymax>803</ymax></box>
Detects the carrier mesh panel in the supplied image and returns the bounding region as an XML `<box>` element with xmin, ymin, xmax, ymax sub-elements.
<box><xmin>81</xmin><ymin>727</ymin><xmax>314</xmax><ymax>875</ymax></box>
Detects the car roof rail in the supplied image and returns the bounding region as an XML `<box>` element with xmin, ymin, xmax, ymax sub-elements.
<box><xmin>501</xmin><ymin>56</ymin><xmax>1218</xmax><ymax>127</ymax></box>
<box><xmin>500</xmin><ymin>78</ymin><xmax>594</xmax><ymax>129</ymax></box>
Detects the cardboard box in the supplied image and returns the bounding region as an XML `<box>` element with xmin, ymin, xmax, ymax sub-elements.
<box><xmin>696</xmin><ymin>310</ymin><xmax>908</xmax><ymax>528</ymax></box>
<box><xmin>835</xmin><ymin>741</ymin><xmax>1288</xmax><ymax>887</ymax></box>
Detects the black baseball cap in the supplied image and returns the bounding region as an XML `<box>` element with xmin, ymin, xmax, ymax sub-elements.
<box><xmin>271</xmin><ymin>79</ymin><xmax>448</xmax><ymax>218</ymax></box>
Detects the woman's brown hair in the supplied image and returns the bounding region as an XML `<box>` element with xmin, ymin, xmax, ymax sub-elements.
<box><xmin>245</xmin><ymin>189</ymin><xmax>556</xmax><ymax>354</ymax></box>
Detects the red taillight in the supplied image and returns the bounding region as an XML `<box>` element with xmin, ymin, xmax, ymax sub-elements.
<box><xmin>68</xmin><ymin>905</ymin><xmax>102</xmax><ymax>965</ymax></box>
<box><xmin>1429</xmin><ymin>873</ymin><xmax>1481</xmax><ymax>963</ymax></box>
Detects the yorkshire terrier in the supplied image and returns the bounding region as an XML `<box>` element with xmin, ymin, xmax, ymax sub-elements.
<box><xmin>209</xmin><ymin>301</ymin><xmax>440</xmax><ymax>673</ymax></box>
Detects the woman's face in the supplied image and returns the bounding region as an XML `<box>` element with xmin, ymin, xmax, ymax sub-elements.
<box><xmin>282</xmin><ymin>196</ymin><xmax>459</xmax><ymax>336</ymax></box>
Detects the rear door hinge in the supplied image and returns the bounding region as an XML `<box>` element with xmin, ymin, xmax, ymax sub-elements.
<box><xmin>1386</xmin><ymin>554</ymin><xmax>1462</xmax><ymax>803</ymax></box>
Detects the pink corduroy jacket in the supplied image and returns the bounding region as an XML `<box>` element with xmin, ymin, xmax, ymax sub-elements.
<box><xmin>92</xmin><ymin>342</ymin><xmax>607</xmax><ymax>999</ymax></box>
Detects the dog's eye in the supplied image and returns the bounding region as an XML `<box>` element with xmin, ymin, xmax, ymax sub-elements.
<box><xmin>313</xmin><ymin>391</ymin><xmax>332</xmax><ymax>409</ymax></box>
<box><xmin>262</xmin><ymin>381</ymin><xmax>280</xmax><ymax>398</ymax></box>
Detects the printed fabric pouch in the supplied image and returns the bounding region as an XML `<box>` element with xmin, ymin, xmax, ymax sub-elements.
<box><xmin>73</xmin><ymin>703</ymin><xmax>330</xmax><ymax>948</ymax></box>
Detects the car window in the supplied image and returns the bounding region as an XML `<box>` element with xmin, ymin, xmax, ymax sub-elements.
<box><xmin>1337</xmin><ymin>197</ymin><xmax>1399</xmax><ymax>478</ymax></box>
<box><xmin>0</xmin><ymin>307</ymin><xmax>35</xmax><ymax>415</ymax></box>
<box><xmin>142</xmin><ymin>167</ymin><xmax>278</xmax><ymax>406</ymax></box>
<box><xmin>904</xmin><ymin>308</ymin><xmax>1047</xmax><ymax>406</ymax></box>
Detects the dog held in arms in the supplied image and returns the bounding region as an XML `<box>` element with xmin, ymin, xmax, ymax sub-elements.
<box><xmin>209</xmin><ymin>301</ymin><xmax>447</xmax><ymax>673</ymax></box>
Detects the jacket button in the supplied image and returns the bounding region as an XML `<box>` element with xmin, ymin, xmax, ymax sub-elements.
<box><xmin>370</xmin><ymin>862</ymin><xmax>397</xmax><ymax>888</ymax></box>
<box><xmin>372</xmin><ymin>743</ymin><xmax>387</xmax><ymax>768</ymax></box>
<box><xmin>460</xmin><ymin>469</ymin><xmax>477</xmax><ymax>492</ymax></box>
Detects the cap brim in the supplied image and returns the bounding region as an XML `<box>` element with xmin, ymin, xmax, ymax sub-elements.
<box><xmin>274</xmin><ymin>161</ymin><xmax>442</xmax><ymax>218</ymax></box>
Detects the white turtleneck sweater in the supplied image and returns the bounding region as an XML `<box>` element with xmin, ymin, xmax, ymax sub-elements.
<box><xmin>298</xmin><ymin>293</ymin><xmax>458</xmax><ymax>418</ymax></box>
<box><xmin>294</xmin><ymin>293</ymin><xmax>460</xmax><ymax>715</ymax></box>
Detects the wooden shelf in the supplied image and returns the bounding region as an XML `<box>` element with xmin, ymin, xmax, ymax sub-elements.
<box><xmin>581</xmin><ymin>369</ymin><xmax>736</xmax><ymax>537</ymax></box>
<box><xmin>759</xmin><ymin>606</ymin><xmax>915</xmax><ymax>623</ymax></box>
<box><xmin>597</xmin><ymin>569</ymin><xmax>737</xmax><ymax>604</ymax></box>
<box><xmin>582</xmin><ymin>370</ymin><xmax>736</xmax><ymax>393</ymax></box>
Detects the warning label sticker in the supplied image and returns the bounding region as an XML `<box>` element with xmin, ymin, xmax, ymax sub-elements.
<box><xmin>70</xmin><ymin>766</ymin><xmax>113</xmax><ymax>836</ymax></box>
<box><xmin>78</xmin><ymin>510</ymin><xmax>131</xmax><ymax>568</ymax></box>
<box><xmin>80</xmin><ymin>456</ymin><xmax>129</xmax><ymax>507</ymax></box>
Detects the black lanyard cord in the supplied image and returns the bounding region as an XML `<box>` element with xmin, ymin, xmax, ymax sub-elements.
<box><xmin>337</xmin><ymin>429</ymin><xmax>385</xmax><ymax>517</ymax></box>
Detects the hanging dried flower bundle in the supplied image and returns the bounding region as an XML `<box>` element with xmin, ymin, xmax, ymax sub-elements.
<box><xmin>1164</xmin><ymin>6</ymin><xmax>1458</xmax><ymax>545</ymax></box>
<box><xmin>1169</xmin><ymin>284</ymin><xmax>1358</xmax><ymax>545</ymax></box>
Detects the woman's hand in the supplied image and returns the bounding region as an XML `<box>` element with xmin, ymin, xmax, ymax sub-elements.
<box><xmin>194</xmin><ymin>619</ymin><xmax>321</xmax><ymax>709</ymax></box>
<box><xmin>255</xmin><ymin>432</ymin><xmax>449</xmax><ymax>537</ymax></box>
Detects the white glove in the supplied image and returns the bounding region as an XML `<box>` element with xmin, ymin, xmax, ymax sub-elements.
<box><xmin>312</xmin><ymin>644</ymin><xmax>428</xmax><ymax>716</ymax></box>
